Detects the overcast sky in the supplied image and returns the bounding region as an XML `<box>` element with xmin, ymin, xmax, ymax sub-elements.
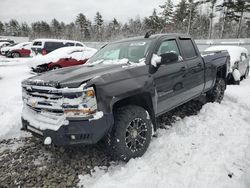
<box><xmin>0</xmin><ymin>0</ymin><xmax>177</xmax><ymax>24</ymax></box>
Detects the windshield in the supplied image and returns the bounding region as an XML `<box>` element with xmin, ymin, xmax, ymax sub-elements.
<box><xmin>86</xmin><ymin>39</ymin><xmax>152</xmax><ymax>65</ymax></box>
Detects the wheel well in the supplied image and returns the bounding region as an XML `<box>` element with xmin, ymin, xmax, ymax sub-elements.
<box><xmin>216</xmin><ymin>64</ymin><xmax>227</xmax><ymax>79</ymax></box>
<box><xmin>50</xmin><ymin>64</ymin><xmax>61</xmax><ymax>69</ymax></box>
<box><xmin>112</xmin><ymin>93</ymin><xmax>156</xmax><ymax>130</ymax></box>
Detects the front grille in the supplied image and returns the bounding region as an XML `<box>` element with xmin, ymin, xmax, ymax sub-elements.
<box><xmin>22</xmin><ymin>85</ymin><xmax>65</xmax><ymax>114</ymax></box>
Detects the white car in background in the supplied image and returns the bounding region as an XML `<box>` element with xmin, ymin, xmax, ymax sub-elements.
<box><xmin>30</xmin><ymin>39</ymin><xmax>85</xmax><ymax>56</ymax></box>
<box><xmin>0</xmin><ymin>42</ymin><xmax>11</xmax><ymax>50</ymax></box>
<box><xmin>205</xmin><ymin>45</ymin><xmax>249</xmax><ymax>84</ymax></box>
<box><xmin>0</xmin><ymin>42</ymin><xmax>31</xmax><ymax>56</ymax></box>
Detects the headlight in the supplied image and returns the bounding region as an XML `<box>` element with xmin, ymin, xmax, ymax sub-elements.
<box><xmin>63</xmin><ymin>87</ymin><xmax>98</xmax><ymax>118</ymax></box>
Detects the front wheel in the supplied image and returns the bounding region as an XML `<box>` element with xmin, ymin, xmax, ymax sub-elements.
<box><xmin>12</xmin><ymin>52</ymin><xmax>20</xmax><ymax>58</ymax></box>
<box><xmin>206</xmin><ymin>78</ymin><xmax>226</xmax><ymax>103</ymax></box>
<box><xmin>107</xmin><ymin>105</ymin><xmax>153</xmax><ymax>161</ymax></box>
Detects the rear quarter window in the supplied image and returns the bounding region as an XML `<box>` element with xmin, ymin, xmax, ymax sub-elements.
<box><xmin>65</xmin><ymin>42</ymin><xmax>75</xmax><ymax>47</ymax></box>
<box><xmin>76</xmin><ymin>43</ymin><xmax>83</xmax><ymax>47</ymax></box>
<box><xmin>33</xmin><ymin>41</ymin><xmax>42</xmax><ymax>46</ymax></box>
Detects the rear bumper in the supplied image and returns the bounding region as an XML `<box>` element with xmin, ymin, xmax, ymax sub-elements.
<box><xmin>21</xmin><ymin>106</ymin><xmax>114</xmax><ymax>146</ymax></box>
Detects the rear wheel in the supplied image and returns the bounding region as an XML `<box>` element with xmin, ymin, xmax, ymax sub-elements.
<box><xmin>12</xmin><ymin>52</ymin><xmax>20</xmax><ymax>58</ymax></box>
<box><xmin>206</xmin><ymin>78</ymin><xmax>226</xmax><ymax>103</ymax></box>
<box><xmin>107</xmin><ymin>105</ymin><xmax>153</xmax><ymax>161</ymax></box>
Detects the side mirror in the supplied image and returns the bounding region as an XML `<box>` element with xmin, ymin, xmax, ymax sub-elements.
<box><xmin>160</xmin><ymin>52</ymin><xmax>179</xmax><ymax>65</ymax></box>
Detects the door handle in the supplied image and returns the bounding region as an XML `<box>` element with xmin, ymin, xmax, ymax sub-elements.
<box><xmin>197</xmin><ymin>63</ymin><xmax>202</xmax><ymax>67</ymax></box>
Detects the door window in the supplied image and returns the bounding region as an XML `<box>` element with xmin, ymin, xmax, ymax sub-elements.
<box><xmin>157</xmin><ymin>40</ymin><xmax>180</xmax><ymax>57</ymax></box>
<box><xmin>179</xmin><ymin>39</ymin><xmax>197</xmax><ymax>59</ymax></box>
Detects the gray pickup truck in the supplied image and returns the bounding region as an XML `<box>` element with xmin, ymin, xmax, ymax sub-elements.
<box><xmin>21</xmin><ymin>33</ymin><xmax>230</xmax><ymax>161</ymax></box>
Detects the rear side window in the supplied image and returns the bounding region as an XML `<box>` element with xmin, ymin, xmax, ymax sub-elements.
<box><xmin>76</xmin><ymin>43</ymin><xmax>83</xmax><ymax>47</ymax></box>
<box><xmin>44</xmin><ymin>42</ymin><xmax>64</xmax><ymax>49</ymax></box>
<box><xmin>179</xmin><ymin>39</ymin><xmax>197</xmax><ymax>59</ymax></box>
<box><xmin>33</xmin><ymin>41</ymin><xmax>42</xmax><ymax>46</ymax></box>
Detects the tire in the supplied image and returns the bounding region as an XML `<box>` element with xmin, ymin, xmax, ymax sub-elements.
<box><xmin>12</xmin><ymin>52</ymin><xmax>20</xmax><ymax>58</ymax></box>
<box><xmin>50</xmin><ymin>65</ymin><xmax>61</xmax><ymax>70</ymax></box>
<box><xmin>107</xmin><ymin>105</ymin><xmax>153</xmax><ymax>161</ymax></box>
<box><xmin>206</xmin><ymin>78</ymin><xmax>226</xmax><ymax>103</ymax></box>
<box><xmin>244</xmin><ymin>67</ymin><xmax>249</xmax><ymax>79</ymax></box>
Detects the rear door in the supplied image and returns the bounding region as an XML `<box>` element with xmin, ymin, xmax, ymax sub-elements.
<box><xmin>153</xmin><ymin>38</ymin><xmax>188</xmax><ymax>115</ymax></box>
<box><xmin>178</xmin><ymin>38</ymin><xmax>205</xmax><ymax>99</ymax></box>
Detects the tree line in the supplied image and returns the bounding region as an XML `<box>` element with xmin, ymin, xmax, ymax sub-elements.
<box><xmin>0</xmin><ymin>0</ymin><xmax>250</xmax><ymax>41</ymax></box>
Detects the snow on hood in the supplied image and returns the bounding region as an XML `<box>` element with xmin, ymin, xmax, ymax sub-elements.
<box><xmin>27</xmin><ymin>46</ymin><xmax>97</xmax><ymax>68</ymax></box>
<box><xmin>1</xmin><ymin>42</ymin><xmax>31</xmax><ymax>51</ymax></box>
<box><xmin>205</xmin><ymin>46</ymin><xmax>249</xmax><ymax>71</ymax></box>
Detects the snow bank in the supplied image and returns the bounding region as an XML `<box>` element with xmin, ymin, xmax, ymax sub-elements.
<box><xmin>0</xmin><ymin>60</ymin><xmax>31</xmax><ymax>139</ymax></box>
<box><xmin>78</xmin><ymin>79</ymin><xmax>250</xmax><ymax>188</ymax></box>
<box><xmin>27</xmin><ymin>46</ymin><xmax>97</xmax><ymax>68</ymax></box>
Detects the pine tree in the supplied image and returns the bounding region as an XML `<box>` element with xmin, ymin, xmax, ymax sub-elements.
<box><xmin>51</xmin><ymin>19</ymin><xmax>61</xmax><ymax>38</ymax></box>
<box><xmin>94</xmin><ymin>12</ymin><xmax>104</xmax><ymax>41</ymax></box>
<box><xmin>216</xmin><ymin>0</ymin><xmax>235</xmax><ymax>39</ymax></box>
<box><xmin>201</xmin><ymin>0</ymin><xmax>218</xmax><ymax>39</ymax></box>
<box><xmin>173</xmin><ymin>0</ymin><xmax>189</xmax><ymax>33</ymax></box>
<box><xmin>234</xmin><ymin>0</ymin><xmax>250</xmax><ymax>38</ymax></box>
<box><xmin>159</xmin><ymin>0</ymin><xmax>174</xmax><ymax>28</ymax></box>
<box><xmin>76</xmin><ymin>13</ymin><xmax>91</xmax><ymax>40</ymax></box>
<box><xmin>186</xmin><ymin>0</ymin><xmax>200</xmax><ymax>34</ymax></box>
<box><xmin>0</xmin><ymin>21</ymin><xmax>4</xmax><ymax>34</ymax></box>
<box><xmin>20</xmin><ymin>22</ymin><xmax>30</xmax><ymax>37</ymax></box>
<box><xmin>144</xmin><ymin>9</ymin><xmax>162</xmax><ymax>32</ymax></box>
<box><xmin>9</xmin><ymin>19</ymin><xmax>20</xmax><ymax>36</ymax></box>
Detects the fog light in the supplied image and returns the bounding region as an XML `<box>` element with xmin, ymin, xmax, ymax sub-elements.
<box><xmin>71</xmin><ymin>135</ymin><xmax>76</xmax><ymax>140</ymax></box>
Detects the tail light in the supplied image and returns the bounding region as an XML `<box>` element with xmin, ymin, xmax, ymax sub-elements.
<box><xmin>42</xmin><ymin>49</ymin><xmax>47</xmax><ymax>55</ymax></box>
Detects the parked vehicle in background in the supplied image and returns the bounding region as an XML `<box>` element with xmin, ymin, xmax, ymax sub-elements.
<box><xmin>0</xmin><ymin>38</ymin><xmax>15</xmax><ymax>44</ymax></box>
<box><xmin>30</xmin><ymin>39</ymin><xmax>85</xmax><ymax>56</ymax></box>
<box><xmin>21</xmin><ymin>33</ymin><xmax>229</xmax><ymax>161</ymax></box>
<box><xmin>27</xmin><ymin>46</ymin><xmax>97</xmax><ymax>73</ymax></box>
<box><xmin>0</xmin><ymin>42</ymin><xmax>31</xmax><ymax>56</ymax></box>
<box><xmin>0</xmin><ymin>42</ymin><xmax>11</xmax><ymax>50</ymax></box>
<box><xmin>6</xmin><ymin>42</ymin><xmax>32</xmax><ymax>58</ymax></box>
<box><xmin>205</xmin><ymin>46</ymin><xmax>249</xmax><ymax>84</ymax></box>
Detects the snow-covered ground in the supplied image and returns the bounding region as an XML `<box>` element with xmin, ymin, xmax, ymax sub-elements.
<box><xmin>0</xmin><ymin>56</ymin><xmax>31</xmax><ymax>139</ymax></box>
<box><xmin>0</xmin><ymin>55</ymin><xmax>250</xmax><ymax>188</ymax></box>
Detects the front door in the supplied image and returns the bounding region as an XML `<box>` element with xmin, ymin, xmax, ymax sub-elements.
<box><xmin>153</xmin><ymin>39</ymin><xmax>187</xmax><ymax>115</ymax></box>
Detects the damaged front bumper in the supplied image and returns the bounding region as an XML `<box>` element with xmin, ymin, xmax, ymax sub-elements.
<box><xmin>21</xmin><ymin>107</ymin><xmax>113</xmax><ymax>146</ymax></box>
<box><xmin>21</xmin><ymin>82</ymin><xmax>114</xmax><ymax>146</ymax></box>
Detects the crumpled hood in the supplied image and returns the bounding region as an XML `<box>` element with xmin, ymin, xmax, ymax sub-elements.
<box><xmin>24</xmin><ymin>64</ymin><xmax>127</xmax><ymax>88</ymax></box>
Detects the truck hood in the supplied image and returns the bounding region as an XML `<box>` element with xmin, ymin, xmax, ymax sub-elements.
<box><xmin>24</xmin><ymin>64</ymin><xmax>132</xmax><ymax>88</ymax></box>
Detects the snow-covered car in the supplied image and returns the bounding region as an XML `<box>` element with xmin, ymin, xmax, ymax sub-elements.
<box><xmin>1</xmin><ymin>42</ymin><xmax>31</xmax><ymax>57</ymax></box>
<box><xmin>30</xmin><ymin>39</ymin><xmax>86</xmax><ymax>56</ymax></box>
<box><xmin>0</xmin><ymin>42</ymin><xmax>11</xmax><ymax>50</ymax></box>
<box><xmin>205</xmin><ymin>46</ymin><xmax>249</xmax><ymax>84</ymax></box>
<box><xmin>6</xmin><ymin>42</ymin><xmax>32</xmax><ymax>58</ymax></box>
<box><xmin>27</xmin><ymin>46</ymin><xmax>97</xmax><ymax>73</ymax></box>
<box><xmin>0</xmin><ymin>38</ymin><xmax>15</xmax><ymax>44</ymax></box>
